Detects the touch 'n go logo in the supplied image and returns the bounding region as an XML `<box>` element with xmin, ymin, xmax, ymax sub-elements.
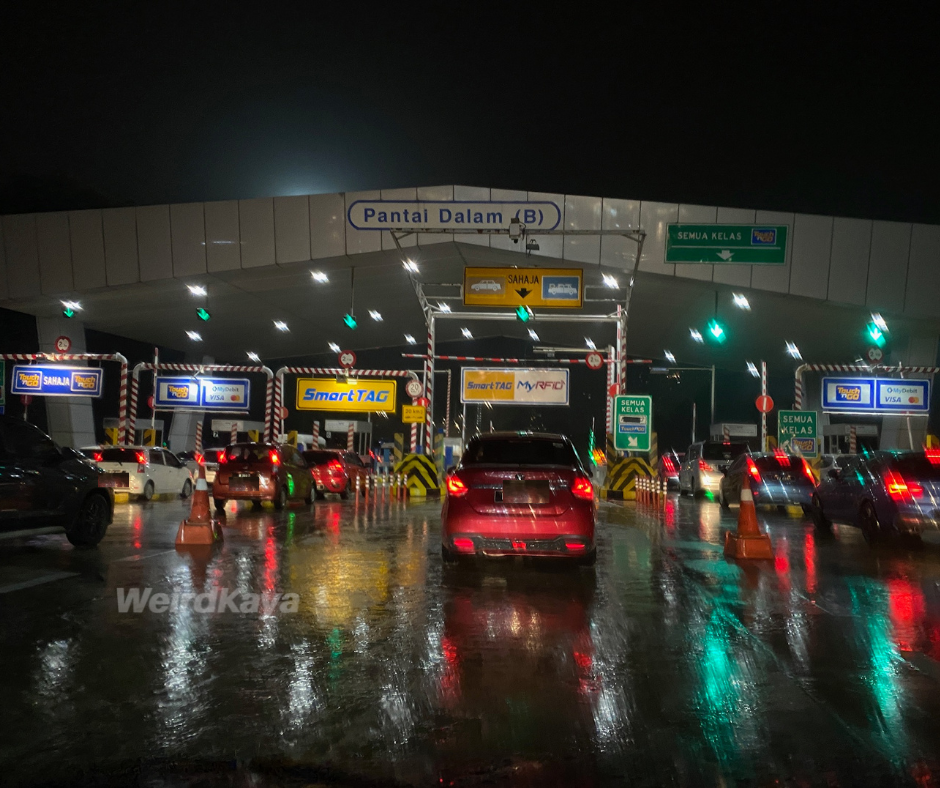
<box><xmin>72</xmin><ymin>374</ymin><xmax>97</xmax><ymax>390</ymax></box>
<box><xmin>17</xmin><ymin>371</ymin><xmax>41</xmax><ymax>389</ymax></box>
<box><xmin>167</xmin><ymin>385</ymin><xmax>191</xmax><ymax>399</ymax></box>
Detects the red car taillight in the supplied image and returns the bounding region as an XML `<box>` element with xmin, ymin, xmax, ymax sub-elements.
<box><xmin>93</xmin><ymin>451</ymin><xmax>103</xmax><ymax>462</ymax></box>
<box><xmin>452</xmin><ymin>537</ymin><xmax>475</xmax><ymax>552</ymax></box>
<box><xmin>269</xmin><ymin>450</ymin><xmax>280</xmax><ymax>466</ymax></box>
<box><xmin>446</xmin><ymin>475</ymin><xmax>468</xmax><ymax>497</ymax></box>
<box><xmin>136</xmin><ymin>451</ymin><xmax>148</xmax><ymax>473</ymax></box>
<box><xmin>662</xmin><ymin>456</ymin><xmax>676</xmax><ymax>474</ymax></box>
<box><xmin>926</xmin><ymin>449</ymin><xmax>940</xmax><ymax>465</ymax></box>
<box><xmin>885</xmin><ymin>470</ymin><xmax>923</xmax><ymax>500</ymax></box>
<box><xmin>327</xmin><ymin>459</ymin><xmax>344</xmax><ymax>474</ymax></box>
<box><xmin>699</xmin><ymin>459</ymin><xmax>714</xmax><ymax>472</ymax></box>
<box><xmin>565</xmin><ymin>542</ymin><xmax>587</xmax><ymax>552</ymax></box>
<box><xmin>217</xmin><ymin>452</ymin><xmax>228</xmax><ymax>465</ymax></box>
<box><xmin>773</xmin><ymin>448</ymin><xmax>791</xmax><ymax>467</ymax></box>
<box><xmin>801</xmin><ymin>459</ymin><xmax>816</xmax><ymax>484</ymax></box>
<box><xmin>571</xmin><ymin>476</ymin><xmax>594</xmax><ymax>500</ymax></box>
<box><xmin>195</xmin><ymin>453</ymin><xmax>205</xmax><ymax>466</ymax></box>
<box><xmin>747</xmin><ymin>458</ymin><xmax>762</xmax><ymax>484</ymax></box>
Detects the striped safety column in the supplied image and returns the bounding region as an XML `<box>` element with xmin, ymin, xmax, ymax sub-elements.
<box><xmin>312</xmin><ymin>420</ymin><xmax>319</xmax><ymax>446</ymax></box>
<box><xmin>347</xmin><ymin>421</ymin><xmax>355</xmax><ymax>451</ymax></box>
<box><xmin>231</xmin><ymin>422</ymin><xmax>238</xmax><ymax>446</ymax></box>
<box><xmin>617</xmin><ymin>305</ymin><xmax>626</xmax><ymax>394</ymax></box>
<box><xmin>194</xmin><ymin>421</ymin><xmax>203</xmax><ymax>453</ymax></box>
<box><xmin>849</xmin><ymin>425</ymin><xmax>857</xmax><ymax>454</ymax></box>
<box><xmin>606</xmin><ymin>345</ymin><xmax>615</xmax><ymax>434</ymax></box>
<box><xmin>425</xmin><ymin>322</ymin><xmax>435</xmax><ymax>455</ymax></box>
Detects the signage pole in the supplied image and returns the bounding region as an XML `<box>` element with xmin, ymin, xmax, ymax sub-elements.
<box><xmin>761</xmin><ymin>361</ymin><xmax>767</xmax><ymax>451</ymax></box>
<box><xmin>151</xmin><ymin>347</ymin><xmax>159</xmax><ymax>436</ymax></box>
<box><xmin>462</xmin><ymin>402</ymin><xmax>467</xmax><ymax>447</ymax></box>
<box><xmin>692</xmin><ymin>402</ymin><xmax>696</xmax><ymax>444</ymax></box>
<box><xmin>710</xmin><ymin>365</ymin><xmax>716</xmax><ymax>426</ymax></box>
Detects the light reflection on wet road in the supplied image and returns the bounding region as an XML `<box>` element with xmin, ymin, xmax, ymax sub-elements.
<box><xmin>3</xmin><ymin>490</ymin><xmax>940</xmax><ymax>785</ymax></box>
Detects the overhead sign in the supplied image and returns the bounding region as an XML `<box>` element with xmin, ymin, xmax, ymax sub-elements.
<box><xmin>461</xmin><ymin>368</ymin><xmax>569</xmax><ymax>405</ymax></box>
<box><xmin>614</xmin><ymin>395</ymin><xmax>652</xmax><ymax>451</ymax></box>
<box><xmin>347</xmin><ymin>200</ymin><xmax>562</xmax><ymax>231</ymax></box>
<box><xmin>10</xmin><ymin>364</ymin><xmax>103</xmax><ymax>397</ymax></box>
<box><xmin>778</xmin><ymin>410</ymin><xmax>818</xmax><ymax>457</ymax></box>
<box><xmin>296</xmin><ymin>378</ymin><xmax>397</xmax><ymax>413</ymax></box>
<box><xmin>463</xmin><ymin>267</ymin><xmax>583</xmax><ymax>308</ymax></box>
<box><xmin>402</xmin><ymin>404</ymin><xmax>425</xmax><ymax>423</ymax></box>
<box><xmin>821</xmin><ymin>377</ymin><xmax>930</xmax><ymax>413</ymax></box>
<box><xmin>665</xmin><ymin>224</ymin><xmax>789</xmax><ymax>264</ymax></box>
<box><xmin>154</xmin><ymin>377</ymin><xmax>250</xmax><ymax>410</ymax></box>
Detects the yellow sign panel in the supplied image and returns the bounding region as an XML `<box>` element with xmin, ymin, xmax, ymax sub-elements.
<box><xmin>461</xmin><ymin>369</ymin><xmax>516</xmax><ymax>401</ymax></box>
<box><xmin>296</xmin><ymin>378</ymin><xmax>397</xmax><ymax>413</ymax></box>
<box><xmin>402</xmin><ymin>405</ymin><xmax>426</xmax><ymax>423</ymax></box>
<box><xmin>463</xmin><ymin>266</ymin><xmax>583</xmax><ymax>308</ymax></box>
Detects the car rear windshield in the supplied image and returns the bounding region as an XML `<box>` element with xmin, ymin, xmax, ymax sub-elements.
<box><xmin>303</xmin><ymin>450</ymin><xmax>340</xmax><ymax>465</ymax></box>
<box><xmin>462</xmin><ymin>438</ymin><xmax>578</xmax><ymax>467</ymax></box>
<box><xmin>889</xmin><ymin>454</ymin><xmax>940</xmax><ymax>480</ymax></box>
<box><xmin>702</xmin><ymin>442</ymin><xmax>749</xmax><ymax>461</ymax></box>
<box><xmin>99</xmin><ymin>448</ymin><xmax>142</xmax><ymax>463</ymax></box>
<box><xmin>225</xmin><ymin>444</ymin><xmax>275</xmax><ymax>463</ymax></box>
<box><xmin>203</xmin><ymin>449</ymin><xmax>223</xmax><ymax>462</ymax></box>
<box><xmin>754</xmin><ymin>455</ymin><xmax>805</xmax><ymax>473</ymax></box>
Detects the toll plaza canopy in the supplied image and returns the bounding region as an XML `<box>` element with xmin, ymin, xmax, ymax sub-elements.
<box><xmin>1</xmin><ymin>185</ymin><xmax>939</xmax><ymax>370</ymax></box>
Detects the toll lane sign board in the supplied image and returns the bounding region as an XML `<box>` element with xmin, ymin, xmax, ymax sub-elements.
<box><xmin>461</xmin><ymin>368</ymin><xmax>569</xmax><ymax>405</ymax></box>
<box><xmin>778</xmin><ymin>410</ymin><xmax>818</xmax><ymax>458</ymax></box>
<box><xmin>463</xmin><ymin>267</ymin><xmax>582</xmax><ymax>308</ymax></box>
<box><xmin>296</xmin><ymin>378</ymin><xmax>397</xmax><ymax>413</ymax></box>
<box><xmin>665</xmin><ymin>224</ymin><xmax>788</xmax><ymax>264</ymax></box>
<box><xmin>155</xmin><ymin>377</ymin><xmax>250</xmax><ymax>410</ymax></box>
<box><xmin>402</xmin><ymin>404</ymin><xmax>425</xmax><ymax>423</ymax></box>
<box><xmin>614</xmin><ymin>395</ymin><xmax>652</xmax><ymax>451</ymax></box>
<box><xmin>10</xmin><ymin>365</ymin><xmax>103</xmax><ymax>397</ymax></box>
<box><xmin>821</xmin><ymin>377</ymin><xmax>929</xmax><ymax>413</ymax></box>
<box><xmin>347</xmin><ymin>200</ymin><xmax>562</xmax><ymax>231</ymax></box>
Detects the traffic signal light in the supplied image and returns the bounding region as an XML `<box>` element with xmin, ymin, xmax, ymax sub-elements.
<box><xmin>515</xmin><ymin>305</ymin><xmax>531</xmax><ymax>322</ymax></box>
<box><xmin>866</xmin><ymin>322</ymin><xmax>886</xmax><ymax>347</ymax></box>
<box><xmin>62</xmin><ymin>307</ymin><xmax>75</xmax><ymax>318</ymax></box>
<box><xmin>343</xmin><ymin>313</ymin><xmax>358</xmax><ymax>330</ymax></box>
<box><xmin>706</xmin><ymin>319</ymin><xmax>726</xmax><ymax>343</ymax></box>
<box><xmin>195</xmin><ymin>308</ymin><xmax>211</xmax><ymax>321</ymax></box>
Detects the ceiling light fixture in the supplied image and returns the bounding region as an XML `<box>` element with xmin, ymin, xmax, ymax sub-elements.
<box><xmin>871</xmin><ymin>312</ymin><xmax>888</xmax><ymax>332</ymax></box>
<box><xmin>602</xmin><ymin>274</ymin><xmax>619</xmax><ymax>288</ymax></box>
<box><xmin>273</xmin><ymin>320</ymin><xmax>289</xmax><ymax>332</ymax></box>
<box><xmin>747</xmin><ymin>361</ymin><xmax>760</xmax><ymax>377</ymax></box>
<box><xmin>732</xmin><ymin>293</ymin><xmax>751</xmax><ymax>310</ymax></box>
<box><xmin>528</xmin><ymin>329</ymin><xmax>540</xmax><ymax>341</ymax></box>
<box><xmin>785</xmin><ymin>342</ymin><xmax>802</xmax><ymax>359</ymax></box>
<box><xmin>690</xmin><ymin>328</ymin><xmax>704</xmax><ymax>343</ymax></box>
<box><xmin>664</xmin><ymin>350</ymin><xmax>676</xmax><ymax>363</ymax></box>
<box><xmin>461</xmin><ymin>328</ymin><xmax>473</xmax><ymax>338</ymax></box>
<box><xmin>438</xmin><ymin>302</ymin><xmax>451</xmax><ymax>313</ymax></box>
<box><xmin>403</xmin><ymin>260</ymin><xmax>419</xmax><ymax>273</ymax></box>
<box><xmin>187</xmin><ymin>284</ymin><xmax>207</xmax><ymax>297</ymax></box>
<box><xmin>369</xmin><ymin>310</ymin><xmax>383</xmax><ymax>321</ymax></box>
<box><xmin>404</xmin><ymin>334</ymin><xmax>416</xmax><ymax>344</ymax></box>
<box><xmin>328</xmin><ymin>342</ymin><xmax>341</xmax><ymax>353</ymax></box>
<box><xmin>186</xmin><ymin>331</ymin><xmax>202</xmax><ymax>342</ymax></box>
<box><xmin>246</xmin><ymin>352</ymin><xmax>260</xmax><ymax>362</ymax></box>
<box><xmin>310</xmin><ymin>271</ymin><xmax>329</xmax><ymax>283</ymax></box>
<box><xmin>585</xmin><ymin>337</ymin><xmax>596</xmax><ymax>350</ymax></box>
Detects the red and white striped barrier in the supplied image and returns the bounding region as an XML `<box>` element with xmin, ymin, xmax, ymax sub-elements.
<box><xmin>425</xmin><ymin>324</ymin><xmax>434</xmax><ymax>454</ymax></box>
<box><xmin>194</xmin><ymin>421</ymin><xmax>203</xmax><ymax>453</ymax></box>
<box><xmin>312</xmin><ymin>421</ymin><xmax>319</xmax><ymax>446</ymax></box>
<box><xmin>129</xmin><ymin>363</ymin><xmax>273</xmax><ymax>442</ymax></box>
<box><xmin>347</xmin><ymin>421</ymin><xmax>355</xmax><ymax>451</ymax></box>
<box><xmin>1</xmin><ymin>352</ymin><xmax>129</xmax><ymax>442</ymax></box>
<box><xmin>230</xmin><ymin>422</ymin><xmax>238</xmax><ymax>446</ymax></box>
<box><xmin>793</xmin><ymin>363</ymin><xmax>940</xmax><ymax>410</ymax></box>
<box><xmin>401</xmin><ymin>353</ymin><xmax>654</xmax><ymax>366</ymax></box>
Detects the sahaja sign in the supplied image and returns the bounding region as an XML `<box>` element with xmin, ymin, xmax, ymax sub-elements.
<box><xmin>347</xmin><ymin>200</ymin><xmax>562</xmax><ymax>231</ymax></box>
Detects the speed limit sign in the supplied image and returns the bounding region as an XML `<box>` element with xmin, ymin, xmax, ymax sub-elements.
<box><xmin>585</xmin><ymin>351</ymin><xmax>603</xmax><ymax>370</ymax></box>
<box><xmin>405</xmin><ymin>379</ymin><xmax>423</xmax><ymax>398</ymax></box>
<box><xmin>338</xmin><ymin>350</ymin><xmax>356</xmax><ymax>369</ymax></box>
<box><xmin>55</xmin><ymin>335</ymin><xmax>71</xmax><ymax>353</ymax></box>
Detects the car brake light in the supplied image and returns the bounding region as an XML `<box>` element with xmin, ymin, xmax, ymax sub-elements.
<box><xmin>885</xmin><ymin>470</ymin><xmax>923</xmax><ymax>500</ymax></box>
<box><xmin>801</xmin><ymin>459</ymin><xmax>816</xmax><ymax>483</ymax></box>
<box><xmin>773</xmin><ymin>448</ymin><xmax>791</xmax><ymax>466</ymax></box>
<box><xmin>926</xmin><ymin>448</ymin><xmax>940</xmax><ymax>465</ymax></box>
<box><xmin>699</xmin><ymin>459</ymin><xmax>714</xmax><ymax>472</ymax></box>
<box><xmin>446</xmin><ymin>475</ymin><xmax>468</xmax><ymax>496</ymax></box>
<box><xmin>663</xmin><ymin>456</ymin><xmax>676</xmax><ymax>474</ymax></box>
<box><xmin>136</xmin><ymin>451</ymin><xmax>148</xmax><ymax>465</ymax></box>
<box><xmin>93</xmin><ymin>451</ymin><xmax>103</xmax><ymax>462</ymax></box>
<box><xmin>571</xmin><ymin>476</ymin><xmax>593</xmax><ymax>500</ymax></box>
<box><xmin>452</xmin><ymin>537</ymin><xmax>475</xmax><ymax>552</ymax></box>
<box><xmin>195</xmin><ymin>452</ymin><xmax>205</xmax><ymax>465</ymax></box>
<box><xmin>218</xmin><ymin>452</ymin><xmax>227</xmax><ymax>465</ymax></box>
<box><xmin>565</xmin><ymin>542</ymin><xmax>587</xmax><ymax>552</ymax></box>
<box><xmin>269</xmin><ymin>450</ymin><xmax>280</xmax><ymax>466</ymax></box>
<box><xmin>327</xmin><ymin>459</ymin><xmax>344</xmax><ymax>473</ymax></box>
<box><xmin>747</xmin><ymin>458</ymin><xmax>762</xmax><ymax>484</ymax></box>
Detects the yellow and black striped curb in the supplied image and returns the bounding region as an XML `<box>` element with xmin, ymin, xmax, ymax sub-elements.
<box><xmin>601</xmin><ymin>457</ymin><xmax>655</xmax><ymax>501</ymax></box>
<box><xmin>393</xmin><ymin>453</ymin><xmax>441</xmax><ymax>498</ymax></box>
<box><xmin>393</xmin><ymin>433</ymin><xmax>405</xmax><ymax>464</ymax></box>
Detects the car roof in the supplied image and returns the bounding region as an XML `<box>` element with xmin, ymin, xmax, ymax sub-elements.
<box><xmin>472</xmin><ymin>431</ymin><xmax>569</xmax><ymax>442</ymax></box>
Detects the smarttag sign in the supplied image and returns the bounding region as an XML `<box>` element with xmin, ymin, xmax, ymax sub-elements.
<box><xmin>296</xmin><ymin>378</ymin><xmax>397</xmax><ymax>413</ymax></box>
<box><xmin>821</xmin><ymin>377</ymin><xmax>929</xmax><ymax>413</ymax></box>
<box><xmin>665</xmin><ymin>224</ymin><xmax>788</xmax><ymax>264</ymax></box>
<box><xmin>778</xmin><ymin>410</ymin><xmax>818</xmax><ymax>458</ymax></box>
<box><xmin>347</xmin><ymin>200</ymin><xmax>562</xmax><ymax>231</ymax></box>
<box><xmin>154</xmin><ymin>377</ymin><xmax>250</xmax><ymax>410</ymax></box>
<box><xmin>614</xmin><ymin>395</ymin><xmax>652</xmax><ymax>451</ymax></box>
<box><xmin>461</xmin><ymin>368</ymin><xmax>569</xmax><ymax>405</ymax></box>
<box><xmin>10</xmin><ymin>364</ymin><xmax>103</xmax><ymax>397</ymax></box>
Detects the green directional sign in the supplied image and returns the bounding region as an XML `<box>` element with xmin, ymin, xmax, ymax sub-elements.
<box><xmin>614</xmin><ymin>394</ymin><xmax>652</xmax><ymax>452</ymax></box>
<box><xmin>778</xmin><ymin>409</ymin><xmax>818</xmax><ymax>458</ymax></box>
<box><xmin>666</xmin><ymin>224</ymin><xmax>788</xmax><ymax>264</ymax></box>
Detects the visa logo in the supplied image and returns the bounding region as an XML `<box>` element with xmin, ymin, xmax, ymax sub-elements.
<box><xmin>17</xmin><ymin>372</ymin><xmax>41</xmax><ymax>388</ymax></box>
<box><xmin>835</xmin><ymin>385</ymin><xmax>862</xmax><ymax>401</ymax></box>
<box><xmin>72</xmin><ymin>374</ymin><xmax>97</xmax><ymax>390</ymax></box>
<box><xmin>167</xmin><ymin>385</ymin><xmax>192</xmax><ymax>399</ymax></box>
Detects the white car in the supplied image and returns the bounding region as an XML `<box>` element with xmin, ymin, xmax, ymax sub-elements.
<box><xmin>470</xmin><ymin>279</ymin><xmax>501</xmax><ymax>292</ymax></box>
<box><xmin>90</xmin><ymin>446</ymin><xmax>194</xmax><ymax>501</ymax></box>
<box><xmin>547</xmin><ymin>282</ymin><xmax>578</xmax><ymax>296</ymax></box>
<box><xmin>177</xmin><ymin>447</ymin><xmax>224</xmax><ymax>484</ymax></box>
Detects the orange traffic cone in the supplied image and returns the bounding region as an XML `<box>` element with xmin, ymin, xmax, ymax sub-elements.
<box><xmin>175</xmin><ymin>465</ymin><xmax>221</xmax><ymax>546</ymax></box>
<box><xmin>724</xmin><ymin>474</ymin><xmax>773</xmax><ymax>560</ymax></box>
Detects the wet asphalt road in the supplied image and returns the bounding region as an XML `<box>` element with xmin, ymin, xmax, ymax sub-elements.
<box><xmin>3</xmin><ymin>489</ymin><xmax>940</xmax><ymax>786</ymax></box>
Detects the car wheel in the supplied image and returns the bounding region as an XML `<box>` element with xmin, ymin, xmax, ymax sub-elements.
<box><xmin>66</xmin><ymin>493</ymin><xmax>110</xmax><ymax>547</ymax></box>
<box><xmin>859</xmin><ymin>501</ymin><xmax>882</xmax><ymax>544</ymax></box>
<box><xmin>718</xmin><ymin>487</ymin><xmax>730</xmax><ymax>509</ymax></box>
<box><xmin>340</xmin><ymin>481</ymin><xmax>350</xmax><ymax>501</ymax></box>
<box><xmin>441</xmin><ymin>544</ymin><xmax>458</xmax><ymax>563</ymax></box>
<box><xmin>811</xmin><ymin>494</ymin><xmax>831</xmax><ymax>531</ymax></box>
<box><xmin>214</xmin><ymin>498</ymin><xmax>227</xmax><ymax>511</ymax></box>
<box><xmin>576</xmin><ymin>548</ymin><xmax>597</xmax><ymax>567</ymax></box>
<box><xmin>140</xmin><ymin>481</ymin><xmax>155</xmax><ymax>502</ymax></box>
<box><xmin>274</xmin><ymin>486</ymin><xmax>288</xmax><ymax>511</ymax></box>
<box><xmin>180</xmin><ymin>479</ymin><xmax>192</xmax><ymax>499</ymax></box>
<box><xmin>304</xmin><ymin>485</ymin><xmax>314</xmax><ymax>505</ymax></box>
<box><xmin>315</xmin><ymin>490</ymin><xmax>326</xmax><ymax>500</ymax></box>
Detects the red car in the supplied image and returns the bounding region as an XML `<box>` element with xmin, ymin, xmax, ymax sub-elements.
<box><xmin>442</xmin><ymin>432</ymin><xmax>596</xmax><ymax>564</ymax></box>
<box><xmin>302</xmin><ymin>449</ymin><xmax>371</xmax><ymax>499</ymax></box>
<box><xmin>212</xmin><ymin>442</ymin><xmax>313</xmax><ymax>510</ymax></box>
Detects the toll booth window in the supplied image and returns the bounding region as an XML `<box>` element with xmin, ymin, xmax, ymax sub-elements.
<box><xmin>463</xmin><ymin>438</ymin><xmax>578</xmax><ymax>467</ymax></box>
<box><xmin>701</xmin><ymin>442</ymin><xmax>748</xmax><ymax>461</ymax></box>
<box><xmin>99</xmin><ymin>448</ymin><xmax>143</xmax><ymax>463</ymax></box>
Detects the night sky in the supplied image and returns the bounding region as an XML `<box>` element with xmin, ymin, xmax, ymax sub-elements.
<box><xmin>1</xmin><ymin>6</ymin><xmax>935</xmax><ymax>223</ymax></box>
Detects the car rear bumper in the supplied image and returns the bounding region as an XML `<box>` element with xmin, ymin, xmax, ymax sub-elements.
<box><xmin>445</xmin><ymin>533</ymin><xmax>594</xmax><ymax>558</ymax></box>
<box><xmin>753</xmin><ymin>485</ymin><xmax>812</xmax><ymax>506</ymax></box>
<box><xmin>893</xmin><ymin>513</ymin><xmax>940</xmax><ymax>533</ymax></box>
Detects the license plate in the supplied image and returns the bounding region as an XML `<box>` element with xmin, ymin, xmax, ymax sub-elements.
<box><xmin>98</xmin><ymin>472</ymin><xmax>129</xmax><ymax>488</ymax></box>
<box><xmin>230</xmin><ymin>474</ymin><xmax>259</xmax><ymax>492</ymax></box>
<box><xmin>501</xmin><ymin>480</ymin><xmax>550</xmax><ymax>505</ymax></box>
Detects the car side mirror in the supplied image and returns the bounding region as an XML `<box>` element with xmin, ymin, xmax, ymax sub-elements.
<box><xmin>827</xmin><ymin>468</ymin><xmax>841</xmax><ymax>480</ymax></box>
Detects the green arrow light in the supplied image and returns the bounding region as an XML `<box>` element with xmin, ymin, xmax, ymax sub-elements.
<box><xmin>343</xmin><ymin>313</ymin><xmax>358</xmax><ymax>330</ymax></box>
<box><xmin>515</xmin><ymin>305</ymin><xmax>531</xmax><ymax>323</ymax></box>
<box><xmin>62</xmin><ymin>308</ymin><xmax>75</xmax><ymax>319</ymax></box>
<box><xmin>196</xmin><ymin>307</ymin><xmax>211</xmax><ymax>321</ymax></box>
<box><xmin>707</xmin><ymin>319</ymin><xmax>726</xmax><ymax>343</ymax></box>
<box><xmin>866</xmin><ymin>322</ymin><xmax>885</xmax><ymax>347</ymax></box>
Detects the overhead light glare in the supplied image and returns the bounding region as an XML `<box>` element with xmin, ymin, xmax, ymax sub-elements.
<box><xmin>60</xmin><ymin>300</ymin><xmax>82</xmax><ymax>311</ymax></box>
<box><xmin>602</xmin><ymin>274</ymin><xmax>618</xmax><ymax>288</ymax></box>
<box><xmin>785</xmin><ymin>341</ymin><xmax>802</xmax><ymax>359</ymax></box>
<box><xmin>186</xmin><ymin>331</ymin><xmax>202</xmax><ymax>342</ymax></box>
<box><xmin>585</xmin><ymin>337</ymin><xmax>596</xmax><ymax>350</ymax></box>
<box><xmin>871</xmin><ymin>312</ymin><xmax>888</xmax><ymax>332</ymax></box>
<box><xmin>664</xmin><ymin>350</ymin><xmax>676</xmax><ymax>363</ymax></box>
<box><xmin>273</xmin><ymin>320</ymin><xmax>289</xmax><ymax>332</ymax></box>
<box><xmin>690</xmin><ymin>328</ymin><xmax>704</xmax><ymax>343</ymax></box>
<box><xmin>369</xmin><ymin>310</ymin><xmax>383</xmax><ymax>321</ymax></box>
<box><xmin>310</xmin><ymin>270</ymin><xmax>329</xmax><ymax>283</ymax></box>
<box><xmin>404</xmin><ymin>334</ymin><xmax>417</xmax><ymax>344</ymax></box>
<box><xmin>437</xmin><ymin>302</ymin><xmax>451</xmax><ymax>313</ymax></box>
<box><xmin>732</xmin><ymin>293</ymin><xmax>751</xmax><ymax>310</ymax></box>
<box><xmin>187</xmin><ymin>284</ymin><xmax>207</xmax><ymax>297</ymax></box>
<box><xmin>328</xmin><ymin>342</ymin><xmax>341</xmax><ymax>353</ymax></box>
<box><xmin>746</xmin><ymin>361</ymin><xmax>760</xmax><ymax>378</ymax></box>
<box><xmin>403</xmin><ymin>260</ymin><xmax>419</xmax><ymax>273</ymax></box>
<box><xmin>461</xmin><ymin>328</ymin><xmax>473</xmax><ymax>339</ymax></box>
<box><xmin>246</xmin><ymin>352</ymin><xmax>260</xmax><ymax>362</ymax></box>
<box><xmin>528</xmin><ymin>329</ymin><xmax>540</xmax><ymax>341</ymax></box>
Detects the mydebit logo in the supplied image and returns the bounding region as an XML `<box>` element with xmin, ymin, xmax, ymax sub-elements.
<box><xmin>72</xmin><ymin>374</ymin><xmax>97</xmax><ymax>390</ymax></box>
<box><xmin>166</xmin><ymin>385</ymin><xmax>192</xmax><ymax>400</ymax></box>
<box><xmin>835</xmin><ymin>385</ymin><xmax>862</xmax><ymax>402</ymax></box>
<box><xmin>16</xmin><ymin>371</ymin><xmax>41</xmax><ymax>389</ymax></box>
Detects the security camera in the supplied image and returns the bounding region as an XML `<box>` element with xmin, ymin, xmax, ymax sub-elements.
<box><xmin>509</xmin><ymin>217</ymin><xmax>523</xmax><ymax>243</ymax></box>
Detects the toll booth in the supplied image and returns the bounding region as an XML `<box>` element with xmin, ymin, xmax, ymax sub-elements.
<box><xmin>709</xmin><ymin>423</ymin><xmax>759</xmax><ymax>451</ymax></box>
<box><xmin>276</xmin><ymin>432</ymin><xmax>326</xmax><ymax>450</ymax></box>
<box><xmin>323</xmin><ymin>419</ymin><xmax>373</xmax><ymax>454</ymax></box>
<box><xmin>439</xmin><ymin>437</ymin><xmax>463</xmax><ymax>473</ymax></box>
<box><xmin>128</xmin><ymin>418</ymin><xmax>165</xmax><ymax>446</ymax></box>
<box><xmin>375</xmin><ymin>441</ymin><xmax>396</xmax><ymax>475</ymax></box>
<box><xmin>210</xmin><ymin>419</ymin><xmax>265</xmax><ymax>444</ymax></box>
<box><xmin>822</xmin><ymin>423</ymin><xmax>879</xmax><ymax>454</ymax></box>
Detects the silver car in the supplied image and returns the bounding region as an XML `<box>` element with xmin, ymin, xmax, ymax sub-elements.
<box><xmin>679</xmin><ymin>440</ymin><xmax>749</xmax><ymax>497</ymax></box>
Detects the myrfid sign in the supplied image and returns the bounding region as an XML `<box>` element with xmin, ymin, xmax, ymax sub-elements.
<box><xmin>347</xmin><ymin>200</ymin><xmax>562</xmax><ymax>231</ymax></box>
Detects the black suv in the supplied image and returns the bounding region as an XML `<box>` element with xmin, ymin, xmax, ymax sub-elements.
<box><xmin>0</xmin><ymin>415</ymin><xmax>113</xmax><ymax>546</ymax></box>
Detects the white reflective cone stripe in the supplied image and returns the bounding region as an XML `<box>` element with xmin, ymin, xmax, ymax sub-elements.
<box><xmin>196</xmin><ymin>479</ymin><xmax>208</xmax><ymax>491</ymax></box>
<box><xmin>740</xmin><ymin>487</ymin><xmax>753</xmax><ymax>502</ymax></box>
